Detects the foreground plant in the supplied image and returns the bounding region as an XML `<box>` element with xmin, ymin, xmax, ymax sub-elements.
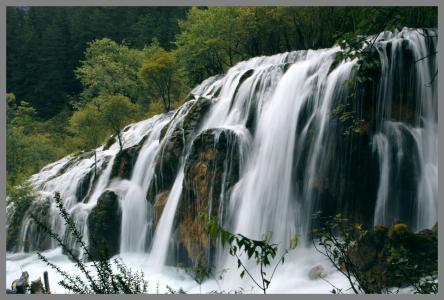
<box><xmin>208</xmin><ymin>217</ymin><xmax>298</xmax><ymax>294</ymax></box>
<box><xmin>30</xmin><ymin>192</ymin><xmax>149</xmax><ymax>294</ymax></box>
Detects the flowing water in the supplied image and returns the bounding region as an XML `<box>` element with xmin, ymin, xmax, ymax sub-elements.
<box><xmin>6</xmin><ymin>28</ymin><xmax>437</xmax><ymax>293</ymax></box>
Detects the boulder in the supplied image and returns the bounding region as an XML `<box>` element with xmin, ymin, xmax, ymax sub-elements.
<box><xmin>11</xmin><ymin>271</ymin><xmax>29</xmax><ymax>294</ymax></box>
<box><xmin>110</xmin><ymin>137</ymin><xmax>147</xmax><ymax>180</ymax></box>
<box><xmin>308</xmin><ymin>265</ymin><xmax>326</xmax><ymax>280</ymax></box>
<box><xmin>88</xmin><ymin>190</ymin><xmax>121</xmax><ymax>260</ymax></box>
<box><xmin>30</xmin><ymin>278</ymin><xmax>45</xmax><ymax>294</ymax></box>
<box><xmin>175</xmin><ymin>128</ymin><xmax>241</xmax><ymax>270</ymax></box>
<box><xmin>348</xmin><ymin>222</ymin><xmax>438</xmax><ymax>291</ymax></box>
<box><xmin>22</xmin><ymin>199</ymin><xmax>52</xmax><ymax>252</ymax></box>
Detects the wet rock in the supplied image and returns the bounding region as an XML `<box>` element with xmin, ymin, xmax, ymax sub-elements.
<box><xmin>22</xmin><ymin>199</ymin><xmax>52</xmax><ymax>252</ymax></box>
<box><xmin>146</xmin><ymin>127</ymin><xmax>184</xmax><ymax>204</ymax></box>
<box><xmin>11</xmin><ymin>271</ymin><xmax>29</xmax><ymax>294</ymax></box>
<box><xmin>110</xmin><ymin>137</ymin><xmax>147</xmax><ymax>180</ymax></box>
<box><xmin>88</xmin><ymin>190</ymin><xmax>121</xmax><ymax>260</ymax></box>
<box><xmin>153</xmin><ymin>191</ymin><xmax>170</xmax><ymax>225</ymax></box>
<box><xmin>75</xmin><ymin>168</ymin><xmax>94</xmax><ymax>202</ymax></box>
<box><xmin>30</xmin><ymin>278</ymin><xmax>44</xmax><ymax>294</ymax></box>
<box><xmin>175</xmin><ymin>128</ymin><xmax>241</xmax><ymax>270</ymax></box>
<box><xmin>182</xmin><ymin>98</ymin><xmax>212</xmax><ymax>144</ymax></box>
<box><xmin>308</xmin><ymin>265</ymin><xmax>326</xmax><ymax>280</ymax></box>
<box><xmin>348</xmin><ymin>223</ymin><xmax>437</xmax><ymax>291</ymax></box>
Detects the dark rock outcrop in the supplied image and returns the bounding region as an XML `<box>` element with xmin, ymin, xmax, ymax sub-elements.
<box><xmin>348</xmin><ymin>222</ymin><xmax>438</xmax><ymax>291</ymax></box>
<box><xmin>147</xmin><ymin>98</ymin><xmax>213</xmax><ymax>204</ymax></box>
<box><xmin>22</xmin><ymin>199</ymin><xmax>52</xmax><ymax>252</ymax></box>
<box><xmin>88</xmin><ymin>190</ymin><xmax>121</xmax><ymax>260</ymax></box>
<box><xmin>146</xmin><ymin>127</ymin><xmax>185</xmax><ymax>205</ymax></box>
<box><xmin>110</xmin><ymin>138</ymin><xmax>147</xmax><ymax>180</ymax></box>
<box><xmin>175</xmin><ymin>128</ymin><xmax>241</xmax><ymax>270</ymax></box>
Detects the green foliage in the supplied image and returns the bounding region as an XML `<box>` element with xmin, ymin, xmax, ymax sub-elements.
<box><xmin>332</xmin><ymin>104</ymin><xmax>366</xmax><ymax>136</ymax></box>
<box><xmin>75</xmin><ymin>38</ymin><xmax>147</xmax><ymax>105</ymax></box>
<box><xmin>31</xmin><ymin>192</ymin><xmax>150</xmax><ymax>294</ymax></box>
<box><xmin>139</xmin><ymin>47</ymin><xmax>187</xmax><ymax>112</ymax></box>
<box><xmin>6</xmin><ymin>183</ymin><xmax>37</xmax><ymax>251</ymax></box>
<box><xmin>208</xmin><ymin>217</ymin><xmax>298</xmax><ymax>294</ymax></box>
<box><xmin>6</xmin><ymin>96</ymin><xmax>71</xmax><ymax>188</ymax></box>
<box><xmin>69</xmin><ymin>103</ymin><xmax>107</xmax><ymax>151</ymax></box>
<box><xmin>95</xmin><ymin>94</ymin><xmax>138</xmax><ymax>151</ymax></box>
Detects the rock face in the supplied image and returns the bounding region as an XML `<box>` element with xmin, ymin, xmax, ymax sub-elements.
<box><xmin>147</xmin><ymin>98</ymin><xmax>211</xmax><ymax>213</ymax></box>
<box><xmin>175</xmin><ymin>128</ymin><xmax>241</xmax><ymax>270</ymax></box>
<box><xmin>75</xmin><ymin>168</ymin><xmax>94</xmax><ymax>202</ymax></box>
<box><xmin>88</xmin><ymin>190</ymin><xmax>121</xmax><ymax>260</ymax></box>
<box><xmin>23</xmin><ymin>199</ymin><xmax>52</xmax><ymax>252</ymax></box>
<box><xmin>146</xmin><ymin>127</ymin><xmax>185</xmax><ymax>207</ymax></box>
<box><xmin>110</xmin><ymin>142</ymin><xmax>144</xmax><ymax>180</ymax></box>
<box><xmin>348</xmin><ymin>222</ymin><xmax>438</xmax><ymax>291</ymax></box>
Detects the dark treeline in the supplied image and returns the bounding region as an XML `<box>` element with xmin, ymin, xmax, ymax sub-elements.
<box><xmin>6</xmin><ymin>6</ymin><xmax>437</xmax><ymax>190</ymax></box>
<box><xmin>7</xmin><ymin>6</ymin><xmax>189</xmax><ymax>118</ymax></box>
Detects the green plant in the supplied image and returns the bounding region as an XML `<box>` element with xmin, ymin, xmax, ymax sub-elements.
<box><xmin>208</xmin><ymin>217</ymin><xmax>298</xmax><ymax>294</ymax></box>
<box><xmin>30</xmin><ymin>192</ymin><xmax>149</xmax><ymax>294</ymax></box>
<box><xmin>332</xmin><ymin>104</ymin><xmax>366</xmax><ymax>136</ymax></box>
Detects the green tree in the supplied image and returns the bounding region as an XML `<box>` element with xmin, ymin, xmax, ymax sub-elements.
<box><xmin>75</xmin><ymin>38</ymin><xmax>146</xmax><ymax>105</ymax></box>
<box><xmin>95</xmin><ymin>94</ymin><xmax>137</xmax><ymax>151</ymax></box>
<box><xmin>69</xmin><ymin>104</ymin><xmax>107</xmax><ymax>176</ymax></box>
<box><xmin>139</xmin><ymin>47</ymin><xmax>186</xmax><ymax>112</ymax></box>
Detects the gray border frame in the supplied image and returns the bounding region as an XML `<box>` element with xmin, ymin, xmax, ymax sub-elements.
<box><xmin>0</xmin><ymin>0</ymin><xmax>441</xmax><ymax>299</ymax></box>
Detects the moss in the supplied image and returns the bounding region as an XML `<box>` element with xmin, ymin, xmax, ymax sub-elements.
<box><xmin>388</xmin><ymin>223</ymin><xmax>409</xmax><ymax>238</ymax></box>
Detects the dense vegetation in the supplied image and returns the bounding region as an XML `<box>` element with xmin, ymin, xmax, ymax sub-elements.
<box><xmin>6</xmin><ymin>6</ymin><xmax>437</xmax><ymax>192</ymax></box>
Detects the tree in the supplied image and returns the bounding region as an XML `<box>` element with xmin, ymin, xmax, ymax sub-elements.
<box><xmin>75</xmin><ymin>38</ymin><xmax>146</xmax><ymax>105</ymax></box>
<box><xmin>69</xmin><ymin>104</ymin><xmax>107</xmax><ymax>176</ymax></box>
<box><xmin>95</xmin><ymin>94</ymin><xmax>137</xmax><ymax>152</ymax></box>
<box><xmin>139</xmin><ymin>47</ymin><xmax>186</xmax><ymax>112</ymax></box>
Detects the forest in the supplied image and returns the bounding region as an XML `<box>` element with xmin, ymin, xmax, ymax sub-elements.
<box><xmin>6</xmin><ymin>6</ymin><xmax>437</xmax><ymax>191</ymax></box>
<box><xmin>6</xmin><ymin>6</ymin><xmax>438</xmax><ymax>295</ymax></box>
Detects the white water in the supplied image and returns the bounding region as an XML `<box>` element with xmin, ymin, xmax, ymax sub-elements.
<box><xmin>6</xmin><ymin>28</ymin><xmax>437</xmax><ymax>293</ymax></box>
<box><xmin>148</xmin><ymin>167</ymin><xmax>185</xmax><ymax>270</ymax></box>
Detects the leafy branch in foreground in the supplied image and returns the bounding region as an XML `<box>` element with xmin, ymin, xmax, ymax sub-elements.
<box><xmin>208</xmin><ymin>217</ymin><xmax>298</xmax><ymax>294</ymax></box>
<box><xmin>30</xmin><ymin>192</ymin><xmax>149</xmax><ymax>294</ymax></box>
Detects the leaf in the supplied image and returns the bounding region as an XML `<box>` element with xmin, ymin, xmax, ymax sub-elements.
<box><xmin>240</xmin><ymin>270</ymin><xmax>245</xmax><ymax>279</ymax></box>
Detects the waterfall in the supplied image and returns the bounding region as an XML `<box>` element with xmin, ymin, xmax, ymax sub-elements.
<box><xmin>7</xmin><ymin>28</ymin><xmax>437</xmax><ymax>292</ymax></box>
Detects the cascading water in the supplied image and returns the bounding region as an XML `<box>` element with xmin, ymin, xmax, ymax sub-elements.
<box><xmin>6</xmin><ymin>28</ymin><xmax>437</xmax><ymax>293</ymax></box>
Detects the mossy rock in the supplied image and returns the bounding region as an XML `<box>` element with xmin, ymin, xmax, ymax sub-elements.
<box><xmin>88</xmin><ymin>190</ymin><xmax>121</xmax><ymax>260</ymax></box>
<box><xmin>348</xmin><ymin>222</ymin><xmax>437</xmax><ymax>291</ymax></box>
<box><xmin>175</xmin><ymin>128</ymin><xmax>241</xmax><ymax>270</ymax></box>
